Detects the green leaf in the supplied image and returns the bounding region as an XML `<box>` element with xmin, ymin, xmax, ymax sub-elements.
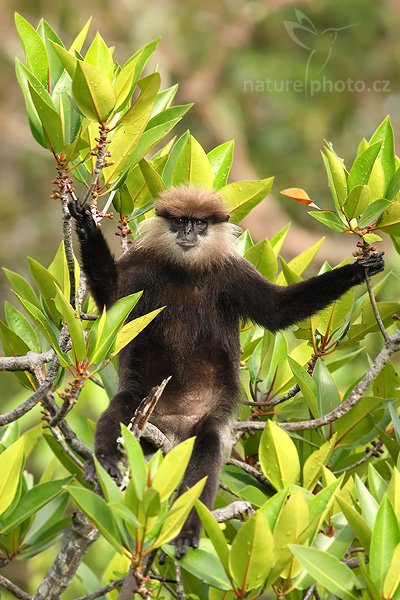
<box><xmin>368</xmin><ymin>158</ymin><xmax>386</xmax><ymax>202</ymax></box>
<box><xmin>93</xmin><ymin>456</ymin><xmax>122</xmax><ymax>503</ymax></box>
<box><xmin>14</xmin><ymin>59</ymin><xmax>48</xmax><ymax>148</ymax></box>
<box><xmin>369</xmin><ymin>116</ymin><xmax>396</xmax><ymax>193</ymax></box>
<box><xmin>13</xmin><ymin>294</ymin><xmax>68</xmax><ymax>367</ymax></box>
<box><xmin>5</xmin><ymin>301</ymin><xmax>41</xmax><ymax>353</ymax></box>
<box><xmin>54</xmin><ymin>288</ymin><xmax>86</xmax><ymax>363</ymax></box>
<box><xmin>162</xmin><ymin>540</ymin><xmax>232</xmax><ymax>591</ymax></box>
<box><xmin>348</xmin><ymin>141</ymin><xmax>383</xmax><ymax>190</ymax></box>
<box><xmin>15</xmin><ymin>13</ymin><xmax>48</xmax><ymax>86</ymax></box>
<box><xmin>72</xmin><ymin>60</ymin><xmax>116</xmax><ymax>122</ymax></box>
<box><xmin>112</xmin><ymin>307</ymin><xmax>164</xmax><ymax>356</ymax></box>
<box><xmin>152</xmin><ymin>478</ymin><xmax>207</xmax><ymax>548</ymax></box>
<box><xmin>28</xmin><ymin>257</ymin><xmax>61</xmax><ymax>324</ymax></box>
<box><xmin>343</xmin><ymin>185</ymin><xmax>370</xmax><ymax>221</ymax></box>
<box><xmin>114</xmin><ymin>59</ymin><xmax>139</xmax><ymax>110</ymax></box>
<box><xmin>28</xmin><ymin>83</ymin><xmax>64</xmax><ymax>154</ymax></box>
<box><xmin>259</xmin><ymin>421</ymin><xmax>300</xmax><ymax>490</ymax></box>
<box><xmin>163</xmin><ymin>131</ymin><xmax>191</xmax><ymax>185</ymax></box>
<box><xmin>303</xmin><ymin>436</ymin><xmax>336</xmax><ymax>491</ymax></box>
<box><xmin>138</xmin><ymin>159</ymin><xmax>166</xmax><ymax>197</ymax></box>
<box><xmin>358</xmin><ymin>198</ymin><xmax>391</xmax><ymax>229</ymax></box>
<box><xmin>85</xmin><ymin>32</ymin><xmax>114</xmax><ymax>80</ymax></box>
<box><xmin>314</xmin><ymin>359</ymin><xmax>341</xmax><ymax>423</ymax></box>
<box><xmin>336</xmin><ymin>496</ymin><xmax>372</xmax><ymax>550</ymax></box>
<box><xmin>244</xmin><ymin>239</ymin><xmax>277</xmax><ymax>281</ymax></box>
<box><xmin>229</xmin><ymin>512</ymin><xmax>274</xmax><ymax>591</ymax></box>
<box><xmin>270</xmin><ymin>223</ymin><xmax>291</xmax><ymax>256</ymax></box>
<box><xmin>386</xmin><ymin>167</ymin><xmax>400</xmax><ymax>200</ymax></box>
<box><xmin>125</xmin><ymin>116</ymin><xmax>184</xmax><ymax>176</ymax></box>
<box><xmin>268</xmin><ymin>487</ymin><xmax>310</xmax><ymax>581</ymax></box>
<box><xmin>87</xmin><ymin>292</ymin><xmax>142</xmax><ymax>363</ymax></box>
<box><xmin>121</xmin><ymin>425</ymin><xmax>147</xmax><ymax>501</ymax></box>
<box><xmin>69</xmin><ymin>17</ymin><xmax>92</xmax><ymax>54</ymax></box>
<box><xmin>334</xmin><ymin>396</ymin><xmax>384</xmax><ymax>446</ymax></box>
<box><xmin>220</xmin><ymin>178</ymin><xmax>274</xmax><ymax>223</ymax></box>
<box><xmin>369</xmin><ymin>496</ymin><xmax>400</xmax><ymax>592</ymax></box>
<box><xmin>258</xmin><ymin>488</ymin><xmax>289</xmax><ymax>531</ymax></box>
<box><xmin>377</xmin><ymin>200</ymin><xmax>400</xmax><ymax>236</ymax></box>
<box><xmin>0</xmin><ymin>477</ymin><xmax>72</xmax><ymax>534</ymax></box>
<box><xmin>308</xmin><ymin>210</ymin><xmax>346</xmax><ymax>232</ymax></box>
<box><xmin>66</xmin><ymin>485</ymin><xmax>127</xmax><ymax>554</ymax></box>
<box><xmin>42</xmin><ymin>433</ymin><xmax>87</xmax><ymax>486</ymax></box>
<box><xmin>355</xmin><ymin>475</ymin><xmax>379</xmax><ymax>529</ymax></box>
<box><xmin>171</xmin><ymin>135</ymin><xmax>213</xmax><ymax>189</ymax></box>
<box><xmin>0</xmin><ymin>439</ymin><xmax>24</xmax><ymax>516</ymax></box>
<box><xmin>3</xmin><ymin>268</ymin><xmax>40</xmax><ymax>309</ymax></box>
<box><xmin>103</xmin><ymin>73</ymin><xmax>160</xmax><ymax>184</ymax></box>
<box><xmin>50</xmin><ymin>42</ymin><xmax>78</xmax><ymax>78</ymax></box>
<box><xmin>289</xmin><ymin>545</ymin><xmax>359</xmax><ymax>600</ymax></box>
<box><xmin>195</xmin><ymin>500</ymin><xmax>229</xmax><ymax>571</ymax></box>
<box><xmin>208</xmin><ymin>141</ymin><xmax>234</xmax><ymax>189</ymax></box>
<box><xmin>36</xmin><ymin>19</ymin><xmax>64</xmax><ymax>92</ymax></box>
<box><xmin>324</xmin><ymin>147</ymin><xmax>348</xmax><ymax>207</ymax></box>
<box><xmin>383</xmin><ymin>542</ymin><xmax>400</xmax><ymax>599</ymax></box>
<box><xmin>280</xmin><ymin>237</ymin><xmax>325</xmax><ymax>280</ymax></box>
<box><xmin>0</xmin><ymin>321</ymin><xmax>35</xmax><ymax>389</ymax></box>
<box><xmin>152</xmin><ymin>437</ymin><xmax>195</xmax><ymax>502</ymax></box>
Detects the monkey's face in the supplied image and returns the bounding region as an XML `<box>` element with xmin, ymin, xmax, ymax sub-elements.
<box><xmin>169</xmin><ymin>216</ymin><xmax>208</xmax><ymax>251</ymax></box>
<box><xmin>136</xmin><ymin>213</ymin><xmax>241</xmax><ymax>269</ymax></box>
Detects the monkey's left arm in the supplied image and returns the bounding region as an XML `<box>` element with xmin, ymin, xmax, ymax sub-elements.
<box><xmin>68</xmin><ymin>200</ymin><xmax>118</xmax><ymax>309</ymax></box>
<box><xmin>232</xmin><ymin>253</ymin><xmax>384</xmax><ymax>332</ymax></box>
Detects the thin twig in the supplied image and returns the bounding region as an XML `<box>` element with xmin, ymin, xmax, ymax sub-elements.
<box><xmin>174</xmin><ymin>563</ymin><xmax>185</xmax><ymax>600</ymax></box>
<box><xmin>75</xmin><ymin>577</ymin><xmax>125</xmax><ymax>600</ymax></box>
<box><xmin>364</xmin><ymin>271</ymin><xmax>390</xmax><ymax>342</ymax></box>
<box><xmin>0</xmin><ymin>357</ymin><xmax>58</xmax><ymax>426</ymax></box>
<box><xmin>228</xmin><ymin>457</ymin><xmax>272</xmax><ymax>489</ymax></box>
<box><xmin>242</xmin><ymin>383</ymin><xmax>300</xmax><ymax>407</ymax></box>
<box><xmin>332</xmin><ymin>440</ymin><xmax>384</xmax><ymax>475</ymax></box>
<box><xmin>0</xmin><ymin>575</ymin><xmax>31</xmax><ymax>600</ymax></box>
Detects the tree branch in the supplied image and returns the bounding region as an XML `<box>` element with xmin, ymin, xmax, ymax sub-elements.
<box><xmin>0</xmin><ymin>574</ymin><xmax>31</xmax><ymax>600</ymax></box>
<box><xmin>212</xmin><ymin>500</ymin><xmax>254</xmax><ymax>522</ymax></box>
<box><xmin>0</xmin><ymin>350</ymin><xmax>53</xmax><ymax>373</ymax></box>
<box><xmin>32</xmin><ymin>511</ymin><xmax>99</xmax><ymax>600</ymax></box>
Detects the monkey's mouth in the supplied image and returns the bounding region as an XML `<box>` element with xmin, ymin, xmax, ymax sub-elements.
<box><xmin>177</xmin><ymin>241</ymin><xmax>197</xmax><ymax>250</ymax></box>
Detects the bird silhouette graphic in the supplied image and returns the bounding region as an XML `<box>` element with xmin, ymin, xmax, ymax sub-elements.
<box><xmin>284</xmin><ymin>10</ymin><xmax>356</xmax><ymax>96</ymax></box>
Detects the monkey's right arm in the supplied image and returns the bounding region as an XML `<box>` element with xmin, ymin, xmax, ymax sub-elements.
<box><xmin>68</xmin><ymin>200</ymin><xmax>118</xmax><ymax>309</ymax></box>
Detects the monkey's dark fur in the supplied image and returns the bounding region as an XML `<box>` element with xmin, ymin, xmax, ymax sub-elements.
<box><xmin>69</xmin><ymin>185</ymin><xmax>384</xmax><ymax>558</ymax></box>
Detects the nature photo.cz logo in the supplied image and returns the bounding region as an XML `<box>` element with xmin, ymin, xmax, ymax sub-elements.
<box><xmin>243</xmin><ymin>9</ymin><xmax>390</xmax><ymax>97</ymax></box>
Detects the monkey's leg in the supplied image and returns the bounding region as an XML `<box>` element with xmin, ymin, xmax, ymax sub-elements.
<box><xmin>173</xmin><ymin>419</ymin><xmax>230</xmax><ymax>559</ymax></box>
<box><xmin>86</xmin><ymin>391</ymin><xmax>138</xmax><ymax>483</ymax></box>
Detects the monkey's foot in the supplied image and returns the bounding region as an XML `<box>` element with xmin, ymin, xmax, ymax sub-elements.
<box><xmin>174</xmin><ymin>533</ymin><xmax>199</xmax><ymax>559</ymax></box>
<box><xmin>84</xmin><ymin>453</ymin><xmax>123</xmax><ymax>486</ymax></box>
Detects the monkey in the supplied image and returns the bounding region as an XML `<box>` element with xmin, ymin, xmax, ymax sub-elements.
<box><xmin>68</xmin><ymin>184</ymin><xmax>384</xmax><ymax>558</ymax></box>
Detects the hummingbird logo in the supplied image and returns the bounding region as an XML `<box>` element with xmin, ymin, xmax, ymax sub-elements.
<box><xmin>284</xmin><ymin>10</ymin><xmax>357</xmax><ymax>96</ymax></box>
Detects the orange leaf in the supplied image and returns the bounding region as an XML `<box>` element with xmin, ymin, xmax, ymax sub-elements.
<box><xmin>281</xmin><ymin>188</ymin><xmax>320</xmax><ymax>209</ymax></box>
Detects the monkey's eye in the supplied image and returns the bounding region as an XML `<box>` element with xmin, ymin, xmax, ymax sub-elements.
<box><xmin>194</xmin><ymin>219</ymin><xmax>207</xmax><ymax>230</ymax></box>
<box><xmin>173</xmin><ymin>217</ymin><xmax>186</xmax><ymax>227</ymax></box>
